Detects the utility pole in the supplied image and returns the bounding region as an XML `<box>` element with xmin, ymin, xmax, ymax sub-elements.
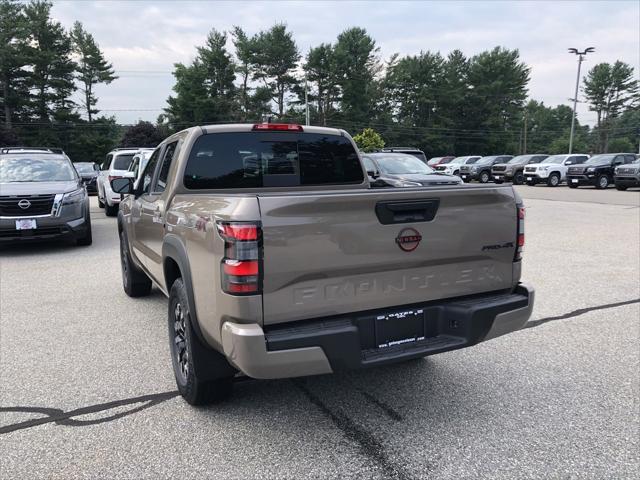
<box><xmin>523</xmin><ymin>109</ymin><xmax>528</xmax><ymax>154</ymax></box>
<box><xmin>304</xmin><ymin>78</ymin><xmax>310</xmax><ymax>126</ymax></box>
<box><xmin>567</xmin><ymin>47</ymin><xmax>595</xmax><ymax>154</ymax></box>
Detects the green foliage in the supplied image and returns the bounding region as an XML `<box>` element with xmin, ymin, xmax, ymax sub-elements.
<box><xmin>333</xmin><ymin>27</ymin><xmax>379</xmax><ymax>124</ymax></box>
<box><xmin>71</xmin><ymin>21</ymin><xmax>117</xmax><ymax>122</ymax></box>
<box><xmin>353</xmin><ymin>128</ymin><xmax>384</xmax><ymax>152</ymax></box>
<box><xmin>583</xmin><ymin>61</ymin><xmax>638</xmax><ymax>152</ymax></box>
<box><xmin>119</xmin><ymin>121</ymin><xmax>166</xmax><ymax>148</ymax></box>
<box><xmin>22</xmin><ymin>1</ymin><xmax>76</xmax><ymax>121</ymax></box>
<box><xmin>252</xmin><ymin>24</ymin><xmax>300</xmax><ymax>118</ymax></box>
<box><xmin>605</xmin><ymin>137</ymin><xmax>635</xmax><ymax>153</ymax></box>
<box><xmin>303</xmin><ymin>43</ymin><xmax>339</xmax><ymax>125</ymax></box>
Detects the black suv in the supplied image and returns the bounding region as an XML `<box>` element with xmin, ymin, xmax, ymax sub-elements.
<box><xmin>73</xmin><ymin>162</ymin><xmax>100</xmax><ymax>194</ymax></box>
<box><xmin>0</xmin><ymin>149</ymin><xmax>92</xmax><ymax>245</ymax></box>
<box><xmin>566</xmin><ymin>153</ymin><xmax>638</xmax><ymax>189</ymax></box>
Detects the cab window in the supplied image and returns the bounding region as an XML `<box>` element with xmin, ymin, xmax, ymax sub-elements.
<box><xmin>155</xmin><ymin>141</ymin><xmax>179</xmax><ymax>193</ymax></box>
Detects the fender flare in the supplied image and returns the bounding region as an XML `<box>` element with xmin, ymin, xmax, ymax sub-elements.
<box><xmin>162</xmin><ymin>235</ymin><xmax>208</xmax><ymax>346</ymax></box>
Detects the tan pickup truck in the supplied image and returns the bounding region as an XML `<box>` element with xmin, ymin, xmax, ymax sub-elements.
<box><xmin>111</xmin><ymin>123</ymin><xmax>534</xmax><ymax>405</ymax></box>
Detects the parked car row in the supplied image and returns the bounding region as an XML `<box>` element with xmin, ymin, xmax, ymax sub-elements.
<box><xmin>423</xmin><ymin>152</ymin><xmax>639</xmax><ymax>189</ymax></box>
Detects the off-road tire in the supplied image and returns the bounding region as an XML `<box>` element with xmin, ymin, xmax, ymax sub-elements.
<box><xmin>119</xmin><ymin>230</ymin><xmax>151</xmax><ymax>297</ymax></box>
<box><xmin>168</xmin><ymin>278</ymin><xmax>234</xmax><ymax>405</ymax></box>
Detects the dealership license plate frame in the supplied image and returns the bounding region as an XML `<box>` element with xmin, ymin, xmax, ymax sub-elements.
<box><xmin>375</xmin><ymin>308</ymin><xmax>426</xmax><ymax>349</ymax></box>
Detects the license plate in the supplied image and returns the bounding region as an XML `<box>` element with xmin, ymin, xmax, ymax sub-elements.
<box><xmin>15</xmin><ymin>219</ymin><xmax>37</xmax><ymax>230</ymax></box>
<box><xmin>571</xmin><ymin>179</ymin><xmax>578</xmax><ymax>183</ymax></box>
<box><xmin>461</xmin><ymin>175</ymin><xmax>467</xmax><ymax>179</ymax></box>
<box><xmin>376</xmin><ymin>309</ymin><xmax>425</xmax><ymax>349</ymax></box>
<box><xmin>495</xmin><ymin>176</ymin><xmax>501</xmax><ymax>179</ymax></box>
<box><xmin>526</xmin><ymin>177</ymin><xmax>532</xmax><ymax>181</ymax></box>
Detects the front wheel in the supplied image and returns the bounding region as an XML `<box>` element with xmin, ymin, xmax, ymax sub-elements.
<box><xmin>169</xmin><ymin>278</ymin><xmax>234</xmax><ymax>405</ymax></box>
<box><xmin>120</xmin><ymin>230</ymin><xmax>151</xmax><ymax>297</ymax></box>
<box><xmin>547</xmin><ymin>173</ymin><xmax>560</xmax><ymax>187</ymax></box>
<box><xmin>514</xmin><ymin>172</ymin><xmax>525</xmax><ymax>185</ymax></box>
<box><xmin>596</xmin><ymin>175</ymin><xmax>609</xmax><ymax>189</ymax></box>
<box><xmin>479</xmin><ymin>171</ymin><xmax>490</xmax><ymax>183</ymax></box>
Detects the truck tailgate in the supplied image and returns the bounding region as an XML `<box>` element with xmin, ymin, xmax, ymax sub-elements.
<box><xmin>258</xmin><ymin>186</ymin><xmax>517</xmax><ymax>325</ymax></box>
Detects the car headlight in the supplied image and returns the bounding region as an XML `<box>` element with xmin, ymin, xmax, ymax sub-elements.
<box><xmin>586</xmin><ymin>167</ymin><xmax>595</xmax><ymax>173</ymax></box>
<box><xmin>539</xmin><ymin>166</ymin><xmax>549</xmax><ymax>171</ymax></box>
<box><xmin>62</xmin><ymin>188</ymin><xmax>87</xmax><ymax>205</ymax></box>
<box><xmin>471</xmin><ymin>167</ymin><xmax>478</xmax><ymax>172</ymax></box>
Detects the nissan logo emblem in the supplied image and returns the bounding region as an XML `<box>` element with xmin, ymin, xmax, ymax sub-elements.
<box><xmin>18</xmin><ymin>199</ymin><xmax>31</xmax><ymax>210</ymax></box>
<box><xmin>395</xmin><ymin>228</ymin><xmax>422</xmax><ymax>252</ymax></box>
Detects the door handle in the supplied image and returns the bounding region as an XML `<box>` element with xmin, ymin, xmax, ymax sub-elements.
<box><xmin>375</xmin><ymin>199</ymin><xmax>440</xmax><ymax>225</ymax></box>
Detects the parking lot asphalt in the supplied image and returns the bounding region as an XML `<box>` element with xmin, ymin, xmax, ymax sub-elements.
<box><xmin>1</xmin><ymin>186</ymin><xmax>639</xmax><ymax>479</ymax></box>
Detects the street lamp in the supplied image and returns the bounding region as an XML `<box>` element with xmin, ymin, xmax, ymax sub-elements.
<box><xmin>567</xmin><ymin>47</ymin><xmax>595</xmax><ymax>154</ymax></box>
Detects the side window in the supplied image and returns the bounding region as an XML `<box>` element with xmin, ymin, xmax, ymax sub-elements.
<box><xmin>141</xmin><ymin>149</ymin><xmax>161</xmax><ymax>195</ymax></box>
<box><xmin>102</xmin><ymin>154</ymin><xmax>113</xmax><ymax>171</ymax></box>
<box><xmin>154</xmin><ymin>141</ymin><xmax>179</xmax><ymax>193</ymax></box>
<box><xmin>574</xmin><ymin>156</ymin><xmax>588</xmax><ymax>164</ymax></box>
<box><xmin>625</xmin><ymin>155</ymin><xmax>636</xmax><ymax>164</ymax></box>
<box><xmin>613</xmin><ymin>155</ymin><xmax>624</xmax><ymax>165</ymax></box>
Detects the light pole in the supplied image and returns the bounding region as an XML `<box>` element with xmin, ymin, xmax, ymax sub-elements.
<box><xmin>567</xmin><ymin>47</ymin><xmax>594</xmax><ymax>154</ymax></box>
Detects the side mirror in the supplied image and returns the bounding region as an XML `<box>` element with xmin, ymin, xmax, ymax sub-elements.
<box><xmin>111</xmin><ymin>177</ymin><xmax>134</xmax><ymax>194</ymax></box>
<box><xmin>367</xmin><ymin>170</ymin><xmax>378</xmax><ymax>178</ymax></box>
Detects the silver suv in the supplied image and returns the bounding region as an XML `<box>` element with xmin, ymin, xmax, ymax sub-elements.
<box><xmin>0</xmin><ymin>150</ymin><xmax>92</xmax><ymax>245</ymax></box>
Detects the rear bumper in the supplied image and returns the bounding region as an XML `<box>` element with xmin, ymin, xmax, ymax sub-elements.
<box><xmin>221</xmin><ymin>284</ymin><xmax>534</xmax><ymax>379</ymax></box>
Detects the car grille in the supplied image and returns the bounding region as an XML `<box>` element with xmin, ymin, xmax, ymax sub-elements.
<box><xmin>524</xmin><ymin>167</ymin><xmax>537</xmax><ymax>173</ymax></box>
<box><xmin>0</xmin><ymin>194</ymin><xmax>55</xmax><ymax>217</ymax></box>
<box><xmin>460</xmin><ymin>166</ymin><xmax>471</xmax><ymax>173</ymax></box>
<box><xmin>617</xmin><ymin>168</ymin><xmax>637</xmax><ymax>175</ymax></box>
<box><xmin>492</xmin><ymin>165</ymin><xmax>507</xmax><ymax>172</ymax></box>
<box><xmin>568</xmin><ymin>167</ymin><xmax>585</xmax><ymax>175</ymax></box>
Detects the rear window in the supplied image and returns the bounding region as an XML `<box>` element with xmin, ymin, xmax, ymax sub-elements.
<box><xmin>183</xmin><ymin>132</ymin><xmax>364</xmax><ymax>189</ymax></box>
<box><xmin>113</xmin><ymin>154</ymin><xmax>134</xmax><ymax>170</ymax></box>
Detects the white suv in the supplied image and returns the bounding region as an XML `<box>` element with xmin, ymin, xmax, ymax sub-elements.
<box><xmin>97</xmin><ymin>148</ymin><xmax>141</xmax><ymax>216</ymax></box>
<box><xmin>125</xmin><ymin>148</ymin><xmax>156</xmax><ymax>188</ymax></box>
<box><xmin>523</xmin><ymin>154</ymin><xmax>589</xmax><ymax>187</ymax></box>
<box><xmin>433</xmin><ymin>156</ymin><xmax>481</xmax><ymax>176</ymax></box>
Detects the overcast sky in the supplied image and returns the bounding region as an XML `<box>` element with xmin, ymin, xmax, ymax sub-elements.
<box><xmin>51</xmin><ymin>0</ymin><xmax>639</xmax><ymax>126</ymax></box>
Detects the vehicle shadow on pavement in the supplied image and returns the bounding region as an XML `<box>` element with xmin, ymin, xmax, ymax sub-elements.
<box><xmin>0</xmin><ymin>240</ymin><xmax>80</xmax><ymax>257</ymax></box>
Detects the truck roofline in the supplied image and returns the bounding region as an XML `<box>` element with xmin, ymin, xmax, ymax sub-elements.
<box><xmin>198</xmin><ymin>123</ymin><xmax>346</xmax><ymax>137</ymax></box>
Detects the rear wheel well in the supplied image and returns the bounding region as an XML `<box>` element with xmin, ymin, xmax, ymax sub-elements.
<box><xmin>164</xmin><ymin>257</ymin><xmax>182</xmax><ymax>290</ymax></box>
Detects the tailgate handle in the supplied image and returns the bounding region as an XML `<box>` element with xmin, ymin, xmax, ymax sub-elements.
<box><xmin>375</xmin><ymin>199</ymin><xmax>440</xmax><ymax>225</ymax></box>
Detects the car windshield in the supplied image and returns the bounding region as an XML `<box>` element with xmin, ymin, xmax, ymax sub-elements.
<box><xmin>375</xmin><ymin>154</ymin><xmax>434</xmax><ymax>174</ymax></box>
<box><xmin>0</xmin><ymin>156</ymin><xmax>77</xmax><ymax>182</ymax></box>
<box><xmin>542</xmin><ymin>155</ymin><xmax>566</xmax><ymax>164</ymax></box>
<box><xmin>467</xmin><ymin>157</ymin><xmax>482</xmax><ymax>164</ymax></box>
<box><xmin>584</xmin><ymin>154</ymin><xmax>615</xmax><ymax>164</ymax></box>
<box><xmin>508</xmin><ymin>155</ymin><xmax>535</xmax><ymax>164</ymax></box>
<box><xmin>449</xmin><ymin>157</ymin><xmax>468</xmax><ymax>164</ymax></box>
<box><xmin>113</xmin><ymin>154</ymin><xmax>135</xmax><ymax>170</ymax></box>
<box><xmin>74</xmin><ymin>163</ymin><xmax>96</xmax><ymax>173</ymax></box>
<box><xmin>476</xmin><ymin>156</ymin><xmax>498</xmax><ymax>165</ymax></box>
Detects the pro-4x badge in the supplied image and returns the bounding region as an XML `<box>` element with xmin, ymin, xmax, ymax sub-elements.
<box><xmin>396</xmin><ymin>228</ymin><xmax>422</xmax><ymax>252</ymax></box>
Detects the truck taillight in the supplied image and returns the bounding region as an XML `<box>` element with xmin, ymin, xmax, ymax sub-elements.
<box><xmin>515</xmin><ymin>205</ymin><xmax>525</xmax><ymax>261</ymax></box>
<box><xmin>217</xmin><ymin>221</ymin><xmax>262</xmax><ymax>295</ymax></box>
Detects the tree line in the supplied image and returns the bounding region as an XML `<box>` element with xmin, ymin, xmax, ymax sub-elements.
<box><xmin>1</xmin><ymin>0</ymin><xmax>638</xmax><ymax>163</ymax></box>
